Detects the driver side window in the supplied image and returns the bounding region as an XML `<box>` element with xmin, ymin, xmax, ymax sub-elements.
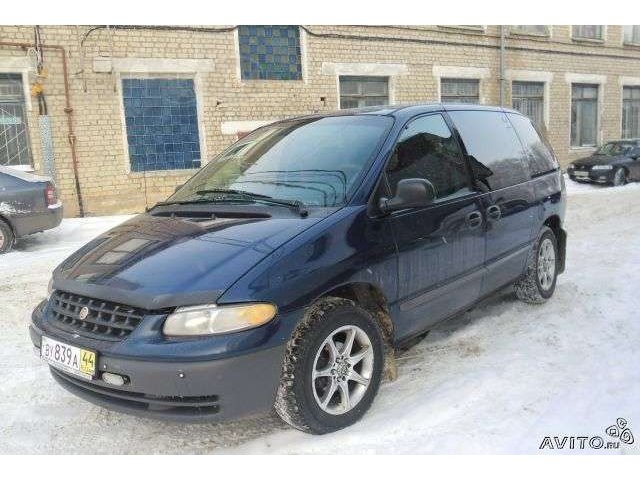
<box><xmin>386</xmin><ymin>114</ymin><xmax>471</xmax><ymax>201</ymax></box>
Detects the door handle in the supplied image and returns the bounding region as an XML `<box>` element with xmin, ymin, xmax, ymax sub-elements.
<box><xmin>465</xmin><ymin>210</ymin><xmax>483</xmax><ymax>229</ymax></box>
<box><xmin>487</xmin><ymin>205</ymin><xmax>502</xmax><ymax>222</ymax></box>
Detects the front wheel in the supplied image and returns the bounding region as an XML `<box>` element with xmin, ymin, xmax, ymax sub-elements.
<box><xmin>612</xmin><ymin>168</ymin><xmax>628</xmax><ymax>187</ymax></box>
<box><xmin>514</xmin><ymin>227</ymin><xmax>558</xmax><ymax>304</ymax></box>
<box><xmin>274</xmin><ymin>297</ymin><xmax>384</xmax><ymax>434</ymax></box>
<box><xmin>0</xmin><ymin>219</ymin><xmax>14</xmax><ymax>254</ymax></box>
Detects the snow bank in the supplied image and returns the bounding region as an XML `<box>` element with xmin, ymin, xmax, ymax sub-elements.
<box><xmin>1</xmin><ymin>180</ymin><xmax>639</xmax><ymax>454</ymax></box>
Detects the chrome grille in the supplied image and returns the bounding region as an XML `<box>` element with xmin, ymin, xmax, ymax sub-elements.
<box><xmin>47</xmin><ymin>291</ymin><xmax>146</xmax><ymax>341</ymax></box>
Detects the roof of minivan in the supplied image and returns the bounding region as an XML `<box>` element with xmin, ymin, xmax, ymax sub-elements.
<box><xmin>283</xmin><ymin>103</ymin><xmax>525</xmax><ymax>124</ymax></box>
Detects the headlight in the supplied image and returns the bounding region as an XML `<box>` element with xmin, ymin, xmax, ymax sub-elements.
<box><xmin>592</xmin><ymin>165</ymin><xmax>613</xmax><ymax>170</ymax></box>
<box><xmin>567</xmin><ymin>164</ymin><xmax>575</xmax><ymax>171</ymax></box>
<box><xmin>163</xmin><ymin>303</ymin><xmax>277</xmax><ymax>336</ymax></box>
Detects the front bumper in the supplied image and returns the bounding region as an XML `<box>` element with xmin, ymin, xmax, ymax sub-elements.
<box><xmin>29</xmin><ymin>304</ymin><xmax>292</xmax><ymax>423</ymax></box>
<box><xmin>568</xmin><ymin>169</ymin><xmax>614</xmax><ymax>184</ymax></box>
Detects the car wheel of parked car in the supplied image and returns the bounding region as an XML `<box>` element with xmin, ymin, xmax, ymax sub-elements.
<box><xmin>514</xmin><ymin>226</ymin><xmax>558</xmax><ymax>304</ymax></box>
<box><xmin>612</xmin><ymin>168</ymin><xmax>628</xmax><ymax>187</ymax></box>
<box><xmin>0</xmin><ymin>219</ymin><xmax>14</xmax><ymax>254</ymax></box>
<box><xmin>274</xmin><ymin>297</ymin><xmax>384</xmax><ymax>434</ymax></box>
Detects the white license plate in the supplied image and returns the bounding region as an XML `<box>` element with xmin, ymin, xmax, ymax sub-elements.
<box><xmin>41</xmin><ymin>336</ymin><xmax>96</xmax><ymax>380</ymax></box>
<box><xmin>574</xmin><ymin>171</ymin><xmax>589</xmax><ymax>178</ymax></box>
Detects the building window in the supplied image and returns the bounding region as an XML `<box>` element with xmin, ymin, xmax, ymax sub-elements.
<box><xmin>441</xmin><ymin>78</ymin><xmax>480</xmax><ymax>104</ymax></box>
<box><xmin>512</xmin><ymin>81</ymin><xmax>545</xmax><ymax>127</ymax></box>
<box><xmin>511</xmin><ymin>25</ymin><xmax>549</xmax><ymax>36</ymax></box>
<box><xmin>339</xmin><ymin>76</ymin><xmax>389</xmax><ymax>109</ymax></box>
<box><xmin>0</xmin><ymin>73</ymin><xmax>31</xmax><ymax>168</ymax></box>
<box><xmin>122</xmin><ymin>78</ymin><xmax>201</xmax><ymax>172</ymax></box>
<box><xmin>622</xmin><ymin>86</ymin><xmax>640</xmax><ymax>139</ymax></box>
<box><xmin>623</xmin><ymin>26</ymin><xmax>640</xmax><ymax>45</ymax></box>
<box><xmin>238</xmin><ymin>25</ymin><xmax>302</xmax><ymax>80</ymax></box>
<box><xmin>572</xmin><ymin>25</ymin><xmax>603</xmax><ymax>40</ymax></box>
<box><xmin>571</xmin><ymin>84</ymin><xmax>598</xmax><ymax>147</ymax></box>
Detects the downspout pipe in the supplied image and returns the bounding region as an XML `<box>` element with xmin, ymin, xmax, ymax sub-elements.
<box><xmin>499</xmin><ymin>25</ymin><xmax>506</xmax><ymax>107</ymax></box>
<box><xmin>0</xmin><ymin>41</ymin><xmax>85</xmax><ymax>217</ymax></box>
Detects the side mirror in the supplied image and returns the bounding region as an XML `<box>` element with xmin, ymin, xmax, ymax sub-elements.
<box><xmin>379</xmin><ymin>178</ymin><xmax>436</xmax><ymax>213</ymax></box>
<box><xmin>630</xmin><ymin>147</ymin><xmax>640</xmax><ymax>160</ymax></box>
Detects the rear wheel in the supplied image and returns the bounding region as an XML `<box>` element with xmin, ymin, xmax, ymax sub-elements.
<box><xmin>0</xmin><ymin>219</ymin><xmax>14</xmax><ymax>254</ymax></box>
<box><xmin>274</xmin><ymin>297</ymin><xmax>384</xmax><ymax>434</ymax></box>
<box><xmin>612</xmin><ymin>168</ymin><xmax>628</xmax><ymax>187</ymax></box>
<box><xmin>514</xmin><ymin>227</ymin><xmax>558</xmax><ymax>304</ymax></box>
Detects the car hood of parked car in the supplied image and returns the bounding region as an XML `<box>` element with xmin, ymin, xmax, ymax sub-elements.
<box><xmin>51</xmin><ymin>208</ymin><xmax>326</xmax><ymax>310</ymax></box>
<box><xmin>572</xmin><ymin>153</ymin><xmax>628</xmax><ymax>167</ymax></box>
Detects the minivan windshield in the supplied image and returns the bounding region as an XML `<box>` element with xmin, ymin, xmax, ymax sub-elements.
<box><xmin>596</xmin><ymin>142</ymin><xmax>634</xmax><ymax>156</ymax></box>
<box><xmin>168</xmin><ymin>115</ymin><xmax>393</xmax><ymax>208</ymax></box>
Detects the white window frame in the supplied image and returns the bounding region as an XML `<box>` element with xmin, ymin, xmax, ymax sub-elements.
<box><xmin>321</xmin><ymin>62</ymin><xmax>408</xmax><ymax>108</ymax></box>
<box><xmin>506</xmin><ymin>70</ymin><xmax>553</xmax><ymax>128</ymax></box>
<box><xmin>111</xmin><ymin>58</ymin><xmax>212</xmax><ymax>175</ymax></box>
<box><xmin>337</xmin><ymin>76</ymin><xmax>391</xmax><ymax>109</ymax></box>
<box><xmin>565</xmin><ymin>73</ymin><xmax>607</xmax><ymax>150</ymax></box>
<box><xmin>571</xmin><ymin>25</ymin><xmax>606</xmax><ymax>42</ymax></box>
<box><xmin>622</xmin><ymin>26</ymin><xmax>640</xmax><ymax>46</ymax></box>
<box><xmin>433</xmin><ymin>66</ymin><xmax>490</xmax><ymax>104</ymax></box>
<box><xmin>509</xmin><ymin>25</ymin><xmax>551</xmax><ymax>37</ymax></box>
<box><xmin>0</xmin><ymin>56</ymin><xmax>36</xmax><ymax>171</ymax></box>
<box><xmin>619</xmin><ymin>76</ymin><xmax>640</xmax><ymax>139</ymax></box>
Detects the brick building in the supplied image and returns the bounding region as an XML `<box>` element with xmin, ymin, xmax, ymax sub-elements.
<box><xmin>1</xmin><ymin>25</ymin><xmax>640</xmax><ymax>216</ymax></box>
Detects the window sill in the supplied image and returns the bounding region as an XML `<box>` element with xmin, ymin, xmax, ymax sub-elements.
<box><xmin>438</xmin><ymin>25</ymin><xmax>486</xmax><ymax>33</ymax></box>
<box><xmin>623</xmin><ymin>41</ymin><xmax>640</xmax><ymax>48</ymax></box>
<box><xmin>4</xmin><ymin>164</ymin><xmax>35</xmax><ymax>172</ymax></box>
<box><xmin>571</xmin><ymin>37</ymin><xmax>605</xmax><ymax>44</ymax></box>
<box><xmin>128</xmin><ymin>168</ymin><xmax>200</xmax><ymax>177</ymax></box>
<box><xmin>569</xmin><ymin>146</ymin><xmax>598</xmax><ymax>152</ymax></box>
<box><xmin>509</xmin><ymin>31</ymin><xmax>550</xmax><ymax>39</ymax></box>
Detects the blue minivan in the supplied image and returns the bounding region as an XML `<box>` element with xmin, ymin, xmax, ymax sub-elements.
<box><xmin>30</xmin><ymin>104</ymin><xmax>566</xmax><ymax>434</ymax></box>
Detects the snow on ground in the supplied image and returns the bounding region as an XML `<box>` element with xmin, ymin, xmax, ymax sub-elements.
<box><xmin>1</xmin><ymin>177</ymin><xmax>639</xmax><ymax>454</ymax></box>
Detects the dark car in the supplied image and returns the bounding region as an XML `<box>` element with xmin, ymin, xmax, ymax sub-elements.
<box><xmin>29</xmin><ymin>104</ymin><xmax>566</xmax><ymax>434</ymax></box>
<box><xmin>0</xmin><ymin>166</ymin><xmax>63</xmax><ymax>253</ymax></box>
<box><xmin>567</xmin><ymin>140</ymin><xmax>640</xmax><ymax>186</ymax></box>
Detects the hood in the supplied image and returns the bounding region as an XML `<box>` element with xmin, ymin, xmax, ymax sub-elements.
<box><xmin>572</xmin><ymin>154</ymin><xmax>627</xmax><ymax>167</ymax></box>
<box><xmin>53</xmin><ymin>209</ymin><xmax>323</xmax><ymax>310</ymax></box>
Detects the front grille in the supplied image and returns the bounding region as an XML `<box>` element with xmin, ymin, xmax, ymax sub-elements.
<box><xmin>47</xmin><ymin>290</ymin><xmax>147</xmax><ymax>341</ymax></box>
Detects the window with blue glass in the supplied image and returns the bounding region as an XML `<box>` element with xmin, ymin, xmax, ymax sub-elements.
<box><xmin>122</xmin><ymin>78</ymin><xmax>201</xmax><ymax>172</ymax></box>
<box><xmin>238</xmin><ymin>25</ymin><xmax>302</xmax><ymax>80</ymax></box>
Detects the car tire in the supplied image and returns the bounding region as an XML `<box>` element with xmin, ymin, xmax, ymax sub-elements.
<box><xmin>514</xmin><ymin>226</ymin><xmax>558</xmax><ymax>304</ymax></box>
<box><xmin>612</xmin><ymin>168</ymin><xmax>628</xmax><ymax>187</ymax></box>
<box><xmin>274</xmin><ymin>297</ymin><xmax>384</xmax><ymax>434</ymax></box>
<box><xmin>0</xmin><ymin>219</ymin><xmax>14</xmax><ymax>254</ymax></box>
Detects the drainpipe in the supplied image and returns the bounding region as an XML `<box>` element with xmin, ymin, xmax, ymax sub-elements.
<box><xmin>0</xmin><ymin>41</ymin><xmax>85</xmax><ymax>217</ymax></box>
<box><xmin>499</xmin><ymin>25</ymin><xmax>506</xmax><ymax>107</ymax></box>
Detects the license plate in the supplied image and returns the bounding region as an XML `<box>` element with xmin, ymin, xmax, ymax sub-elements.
<box><xmin>41</xmin><ymin>336</ymin><xmax>96</xmax><ymax>380</ymax></box>
<box><xmin>574</xmin><ymin>171</ymin><xmax>589</xmax><ymax>178</ymax></box>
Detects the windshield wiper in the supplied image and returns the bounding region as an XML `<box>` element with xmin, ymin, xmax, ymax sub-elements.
<box><xmin>195</xmin><ymin>188</ymin><xmax>309</xmax><ymax>217</ymax></box>
<box><xmin>154</xmin><ymin>188</ymin><xmax>308</xmax><ymax>217</ymax></box>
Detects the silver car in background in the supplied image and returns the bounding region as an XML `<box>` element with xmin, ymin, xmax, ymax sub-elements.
<box><xmin>0</xmin><ymin>166</ymin><xmax>63</xmax><ymax>253</ymax></box>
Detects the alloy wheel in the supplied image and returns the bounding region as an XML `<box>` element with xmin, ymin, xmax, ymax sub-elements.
<box><xmin>312</xmin><ymin>325</ymin><xmax>375</xmax><ymax>415</ymax></box>
<box><xmin>537</xmin><ymin>238</ymin><xmax>556</xmax><ymax>291</ymax></box>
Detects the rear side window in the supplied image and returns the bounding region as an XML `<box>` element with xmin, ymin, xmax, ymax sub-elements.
<box><xmin>448</xmin><ymin>110</ymin><xmax>529</xmax><ymax>191</ymax></box>
<box><xmin>386</xmin><ymin>114</ymin><xmax>471</xmax><ymax>201</ymax></box>
<box><xmin>507</xmin><ymin>113</ymin><xmax>558</xmax><ymax>177</ymax></box>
